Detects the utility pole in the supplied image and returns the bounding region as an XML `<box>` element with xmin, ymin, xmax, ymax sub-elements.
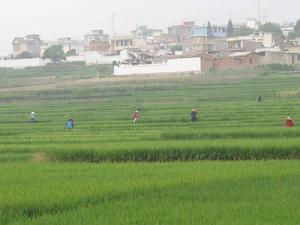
<box><xmin>111</xmin><ymin>12</ymin><xmax>115</xmax><ymax>37</ymax></box>
<box><xmin>111</xmin><ymin>12</ymin><xmax>115</xmax><ymax>55</ymax></box>
<box><xmin>258</xmin><ymin>0</ymin><xmax>262</xmax><ymax>24</ymax></box>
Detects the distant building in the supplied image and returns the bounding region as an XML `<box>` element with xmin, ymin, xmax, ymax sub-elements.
<box><xmin>130</xmin><ymin>25</ymin><xmax>169</xmax><ymax>54</ymax></box>
<box><xmin>225</xmin><ymin>32</ymin><xmax>283</xmax><ymax>53</ymax></box>
<box><xmin>281</xmin><ymin>25</ymin><xmax>295</xmax><ymax>37</ymax></box>
<box><xmin>84</xmin><ymin>30</ymin><xmax>110</xmax><ymax>52</ymax></box>
<box><xmin>41</xmin><ymin>38</ymin><xmax>85</xmax><ymax>56</ymax></box>
<box><xmin>227</xmin><ymin>37</ymin><xmax>264</xmax><ymax>52</ymax></box>
<box><xmin>191</xmin><ymin>26</ymin><xmax>227</xmax><ymax>38</ymax></box>
<box><xmin>187</xmin><ymin>25</ymin><xmax>227</xmax><ymax>53</ymax></box>
<box><xmin>12</xmin><ymin>34</ymin><xmax>41</xmax><ymax>58</ymax></box>
<box><xmin>200</xmin><ymin>52</ymin><xmax>260</xmax><ymax>71</ymax></box>
<box><xmin>132</xmin><ymin>25</ymin><xmax>163</xmax><ymax>38</ymax></box>
<box><xmin>257</xmin><ymin>47</ymin><xmax>300</xmax><ymax>65</ymax></box>
<box><xmin>110</xmin><ymin>36</ymin><xmax>148</xmax><ymax>54</ymax></box>
<box><xmin>168</xmin><ymin>21</ymin><xmax>195</xmax><ymax>44</ymax></box>
<box><xmin>287</xmin><ymin>37</ymin><xmax>300</xmax><ymax>46</ymax></box>
<box><xmin>246</xmin><ymin>18</ymin><xmax>259</xmax><ymax>30</ymax></box>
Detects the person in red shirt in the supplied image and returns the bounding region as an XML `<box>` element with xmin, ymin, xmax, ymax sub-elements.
<box><xmin>133</xmin><ymin>111</ymin><xmax>139</xmax><ymax>123</ymax></box>
<box><xmin>285</xmin><ymin>116</ymin><xmax>295</xmax><ymax>128</ymax></box>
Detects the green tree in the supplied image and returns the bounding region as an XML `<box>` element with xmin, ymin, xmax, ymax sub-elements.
<box><xmin>294</xmin><ymin>19</ymin><xmax>300</xmax><ymax>37</ymax></box>
<box><xmin>66</xmin><ymin>49</ymin><xmax>77</xmax><ymax>57</ymax></box>
<box><xmin>42</xmin><ymin>45</ymin><xmax>66</xmax><ymax>63</ymax></box>
<box><xmin>227</xmin><ymin>19</ymin><xmax>234</xmax><ymax>37</ymax></box>
<box><xmin>288</xmin><ymin>31</ymin><xmax>297</xmax><ymax>40</ymax></box>
<box><xmin>16</xmin><ymin>51</ymin><xmax>34</xmax><ymax>59</ymax></box>
<box><xmin>234</xmin><ymin>26</ymin><xmax>254</xmax><ymax>36</ymax></box>
<box><xmin>258</xmin><ymin>22</ymin><xmax>282</xmax><ymax>35</ymax></box>
<box><xmin>170</xmin><ymin>45</ymin><xmax>183</xmax><ymax>53</ymax></box>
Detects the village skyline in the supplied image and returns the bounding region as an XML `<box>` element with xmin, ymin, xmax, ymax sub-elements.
<box><xmin>0</xmin><ymin>0</ymin><xmax>299</xmax><ymax>55</ymax></box>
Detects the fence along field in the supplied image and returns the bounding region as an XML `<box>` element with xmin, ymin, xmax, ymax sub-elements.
<box><xmin>0</xmin><ymin>64</ymin><xmax>299</xmax><ymax>224</ymax></box>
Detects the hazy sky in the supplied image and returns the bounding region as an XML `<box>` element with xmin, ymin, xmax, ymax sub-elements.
<box><xmin>0</xmin><ymin>0</ymin><xmax>299</xmax><ymax>54</ymax></box>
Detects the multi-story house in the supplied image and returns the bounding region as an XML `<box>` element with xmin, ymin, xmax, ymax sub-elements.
<box><xmin>188</xmin><ymin>25</ymin><xmax>227</xmax><ymax>53</ymax></box>
<box><xmin>12</xmin><ymin>34</ymin><xmax>41</xmax><ymax>58</ymax></box>
<box><xmin>168</xmin><ymin>22</ymin><xmax>195</xmax><ymax>45</ymax></box>
<box><xmin>40</xmin><ymin>38</ymin><xmax>85</xmax><ymax>56</ymax></box>
<box><xmin>110</xmin><ymin>36</ymin><xmax>148</xmax><ymax>54</ymax></box>
<box><xmin>84</xmin><ymin>30</ymin><xmax>110</xmax><ymax>52</ymax></box>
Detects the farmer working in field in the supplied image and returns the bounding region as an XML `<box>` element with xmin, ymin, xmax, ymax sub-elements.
<box><xmin>257</xmin><ymin>96</ymin><xmax>262</xmax><ymax>103</ymax></box>
<box><xmin>66</xmin><ymin>118</ymin><xmax>74</xmax><ymax>129</ymax></box>
<box><xmin>133</xmin><ymin>111</ymin><xmax>139</xmax><ymax>123</ymax></box>
<box><xmin>191</xmin><ymin>108</ymin><xmax>198</xmax><ymax>122</ymax></box>
<box><xmin>285</xmin><ymin>116</ymin><xmax>295</xmax><ymax>128</ymax></box>
<box><xmin>30</xmin><ymin>112</ymin><xmax>37</xmax><ymax>123</ymax></box>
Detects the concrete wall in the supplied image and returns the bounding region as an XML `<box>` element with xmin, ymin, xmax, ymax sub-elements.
<box><xmin>0</xmin><ymin>58</ymin><xmax>49</xmax><ymax>69</ymax></box>
<box><xmin>114</xmin><ymin>57</ymin><xmax>201</xmax><ymax>76</ymax></box>
<box><xmin>258</xmin><ymin>51</ymin><xmax>300</xmax><ymax>65</ymax></box>
<box><xmin>66</xmin><ymin>52</ymin><xmax>122</xmax><ymax>65</ymax></box>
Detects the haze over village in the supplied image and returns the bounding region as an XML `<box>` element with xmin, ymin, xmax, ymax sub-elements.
<box><xmin>0</xmin><ymin>0</ymin><xmax>300</xmax><ymax>75</ymax></box>
<box><xmin>1</xmin><ymin>1</ymin><xmax>300</xmax><ymax>224</ymax></box>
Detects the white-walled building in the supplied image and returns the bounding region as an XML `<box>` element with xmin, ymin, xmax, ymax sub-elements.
<box><xmin>114</xmin><ymin>57</ymin><xmax>201</xmax><ymax>76</ymax></box>
<box><xmin>246</xmin><ymin>18</ymin><xmax>259</xmax><ymax>30</ymax></box>
<box><xmin>41</xmin><ymin>38</ymin><xmax>85</xmax><ymax>56</ymax></box>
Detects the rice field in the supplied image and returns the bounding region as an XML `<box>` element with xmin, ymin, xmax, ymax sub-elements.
<box><xmin>1</xmin><ymin>161</ymin><xmax>299</xmax><ymax>225</ymax></box>
<box><xmin>0</xmin><ymin>65</ymin><xmax>299</xmax><ymax>224</ymax></box>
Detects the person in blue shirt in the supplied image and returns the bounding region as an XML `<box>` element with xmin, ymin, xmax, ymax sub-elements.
<box><xmin>66</xmin><ymin>118</ymin><xmax>74</xmax><ymax>129</ymax></box>
<box><xmin>191</xmin><ymin>109</ymin><xmax>198</xmax><ymax>122</ymax></box>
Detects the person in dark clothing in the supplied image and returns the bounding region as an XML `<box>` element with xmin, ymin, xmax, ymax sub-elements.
<box><xmin>30</xmin><ymin>112</ymin><xmax>37</xmax><ymax>123</ymax></box>
<box><xmin>191</xmin><ymin>109</ymin><xmax>198</xmax><ymax>122</ymax></box>
<box><xmin>257</xmin><ymin>96</ymin><xmax>262</xmax><ymax>103</ymax></box>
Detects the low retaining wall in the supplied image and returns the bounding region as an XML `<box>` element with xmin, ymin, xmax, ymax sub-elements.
<box><xmin>0</xmin><ymin>58</ymin><xmax>49</xmax><ymax>69</ymax></box>
<box><xmin>114</xmin><ymin>57</ymin><xmax>201</xmax><ymax>76</ymax></box>
<box><xmin>66</xmin><ymin>52</ymin><xmax>121</xmax><ymax>65</ymax></box>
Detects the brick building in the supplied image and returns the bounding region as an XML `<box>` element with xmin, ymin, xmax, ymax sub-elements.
<box><xmin>200</xmin><ymin>52</ymin><xmax>260</xmax><ymax>71</ymax></box>
<box><xmin>84</xmin><ymin>30</ymin><xmax>110</xmax><ymax>52</ymax></box>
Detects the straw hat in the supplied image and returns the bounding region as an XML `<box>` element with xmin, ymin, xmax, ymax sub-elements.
<box><xmin>286</xmin><ymin>116</ymin><xmax>291</xmax><ymax>120</ymax></box>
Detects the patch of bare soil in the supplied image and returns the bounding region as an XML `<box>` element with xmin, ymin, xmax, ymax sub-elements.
<box><xmin>32</xmin><ymin>152</ymin><xmax>50</xmax><ymax>163</ymax></box>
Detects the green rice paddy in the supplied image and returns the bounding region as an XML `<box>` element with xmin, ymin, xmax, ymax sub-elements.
<box><xmin>0</xmin><ymin>65</ymin><xmax>299</xmax><ymax>224</ymax></box>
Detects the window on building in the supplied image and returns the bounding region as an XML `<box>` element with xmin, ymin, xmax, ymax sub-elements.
<box><xmin>250</xmin><ymin>58</ymin><xmax>253</xmax><ymax>65</ymax></box>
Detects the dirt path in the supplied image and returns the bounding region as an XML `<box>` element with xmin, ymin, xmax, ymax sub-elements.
<box><xmin>0</xmin><ymin>73</ymin><xmax>201</xmax><ymax>93</ymax></box>
<box><xmin>0</xmin><ymin>72</ymin><xmax>256</xmax><ymax>94</ymax></box>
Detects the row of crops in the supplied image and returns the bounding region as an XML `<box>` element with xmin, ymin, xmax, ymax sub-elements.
<box><xmin>1</xmin><ymin>161</ymin><xmax>299</xmax><ymax>225</ymax></box>
<box><xmin>0</xmin><ymin>70</ymin><xmax>299</xmax><ymax>162</ymax></box>
<box><xmin>0</xmin><ymin>68</ymin><xmax>299</xmax><ymax>224</ymax></box>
